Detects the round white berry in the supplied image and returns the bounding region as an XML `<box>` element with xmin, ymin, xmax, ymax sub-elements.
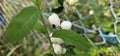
<box><xmin>61</xmin><ymin>21</ymin><xmax>72</xmax><ymax>30</ymax></box>
<box><xmin>62</xmin><ymin>48</ymin><xmax>67</xmax><ymax>54</ymax></box>
<box><xmin>50</xmin><ymin>37</ymin><xmax>64</xmax><ymax>44</ymax></box>
<box><xmin>52</xmin><ymin>44</ymin><xmax>62</xmax><ymax>54</ymax></box>
<box><xmin>48</xmin><ymin>13</ymin><xmax>60</xmax><ymax>26</ymax></box>
<box><xmin>89</xmin><ymin>10</ymin><xmax>94</xmax><ymax>15</ymax></box>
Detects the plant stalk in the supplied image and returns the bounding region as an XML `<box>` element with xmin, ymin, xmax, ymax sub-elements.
<box><xmin>40</xmin><ymin>11</ymin><xmax>56</xmax><ymax>56</ymax></box>
<box><xmin>35</xmin><ymin>0</ymin><xmax>55</xmax><ymax>55</ymax></box>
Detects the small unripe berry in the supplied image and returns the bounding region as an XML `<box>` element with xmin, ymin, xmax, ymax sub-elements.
<box><xmin>48</xmin><ymin>13</ymin><xmax>60</xmax><ymax>26</ymax></box>
<box><xmin>52</xmin><ymin>44</ymin><xmax>62</xmax><ymax>54</ymax></box>
<box><xmin>50</xmin><ymin>37</ymin><xmax>64</xmax><ymax>44</ymax></box>
<box><xmin>61</xmin><ymin>21</ymin><xmax>72</xmax><ymax>30</ymax></box>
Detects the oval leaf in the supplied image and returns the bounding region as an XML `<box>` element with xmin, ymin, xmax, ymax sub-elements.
<box><xmin>6</xmin><ymin>6</ymin><xmax>40</xmax><ymax>43</ymax></box>
<box><xmin>34</xmin><ymin>22</ymin><xmax>46</xmax><ymax>34</ymax></box>
<box><xmin>52</xmin><ymin>30</ymin><xmax>92</xmax><ymax>51</ymax></box>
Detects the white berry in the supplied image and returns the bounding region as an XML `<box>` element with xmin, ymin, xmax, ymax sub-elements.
<box><xmin>51</xmin><ymin>37</ymin><xmax>64</xmax><ymax>44</ymax></box>
<box><xmin>49</xmin><ymin>33</ymin><xmax>53</xmax><ymax>37</ymax></box>
<box><xmin>52</xmin><ymin>44</ymin><xmax>62</xmax><ymax>54</ymax></box>
<box><xmin>61</xmin><ymin>21</ymin><xmax>72</xmax><ymax>30</ymax></box>
<box><xmin>62</xmin><ymin>48</ymin><xmax>67</xmax><ymax>54</ymax></box>
<box><xmin>48</xmin><ymin>13</ymin><xmax>60</xmax><ymax>26</ymax></box>
<box><xmin>89</xmin><ymin>10</ymin><xmax>94</xmax><ymax>15</ymax></box>
<box><xmin>66</xmin><ymin>0</ymin><xmax>78</xmax><ymax>5</ymax></box>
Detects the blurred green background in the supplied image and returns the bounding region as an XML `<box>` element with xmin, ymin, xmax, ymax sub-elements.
<box><xmin>0</xmin><ymin>0</ymin><xmax>120</xmax><ymax>56</ymax></box>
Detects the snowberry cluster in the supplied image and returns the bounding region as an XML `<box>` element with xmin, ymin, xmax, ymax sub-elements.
<box><xmin>50</xmin><ymin>33</ymin><xmax>66</xmax><ymax>54</ymax></box>
<box><xmin>48</xmin><ymin>13</ymin><xmax>72</xmax><ymax>30</ymax></box>
<box><xmin>48</xmin><ymin>13</ymin><xmax>72</xmax><ymax>54</ymax></box>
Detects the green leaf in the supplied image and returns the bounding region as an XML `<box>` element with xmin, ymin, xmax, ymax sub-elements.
<box><xmin>6</xmin><ymin>6</ymin><xmax>40</xmax><ymax>43</ymax></box>
<box><xmin>74</xmin><ymin>49</ymin><xmax>90</xmax><ymax>56</ymax></box>
<box><xmin>34</xmin><ymin>22</ymin><xmax>46</xmax><ymax>34</ymax></box>
<box><xmin>100</xmin><ymin>21</ymin><xmax>112</xmax><ymax>27</ymax></box>
<box><xmin>52</xmin><ymin>30</ymin><xmax>92</xmax><ymax>51</ymax></box>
